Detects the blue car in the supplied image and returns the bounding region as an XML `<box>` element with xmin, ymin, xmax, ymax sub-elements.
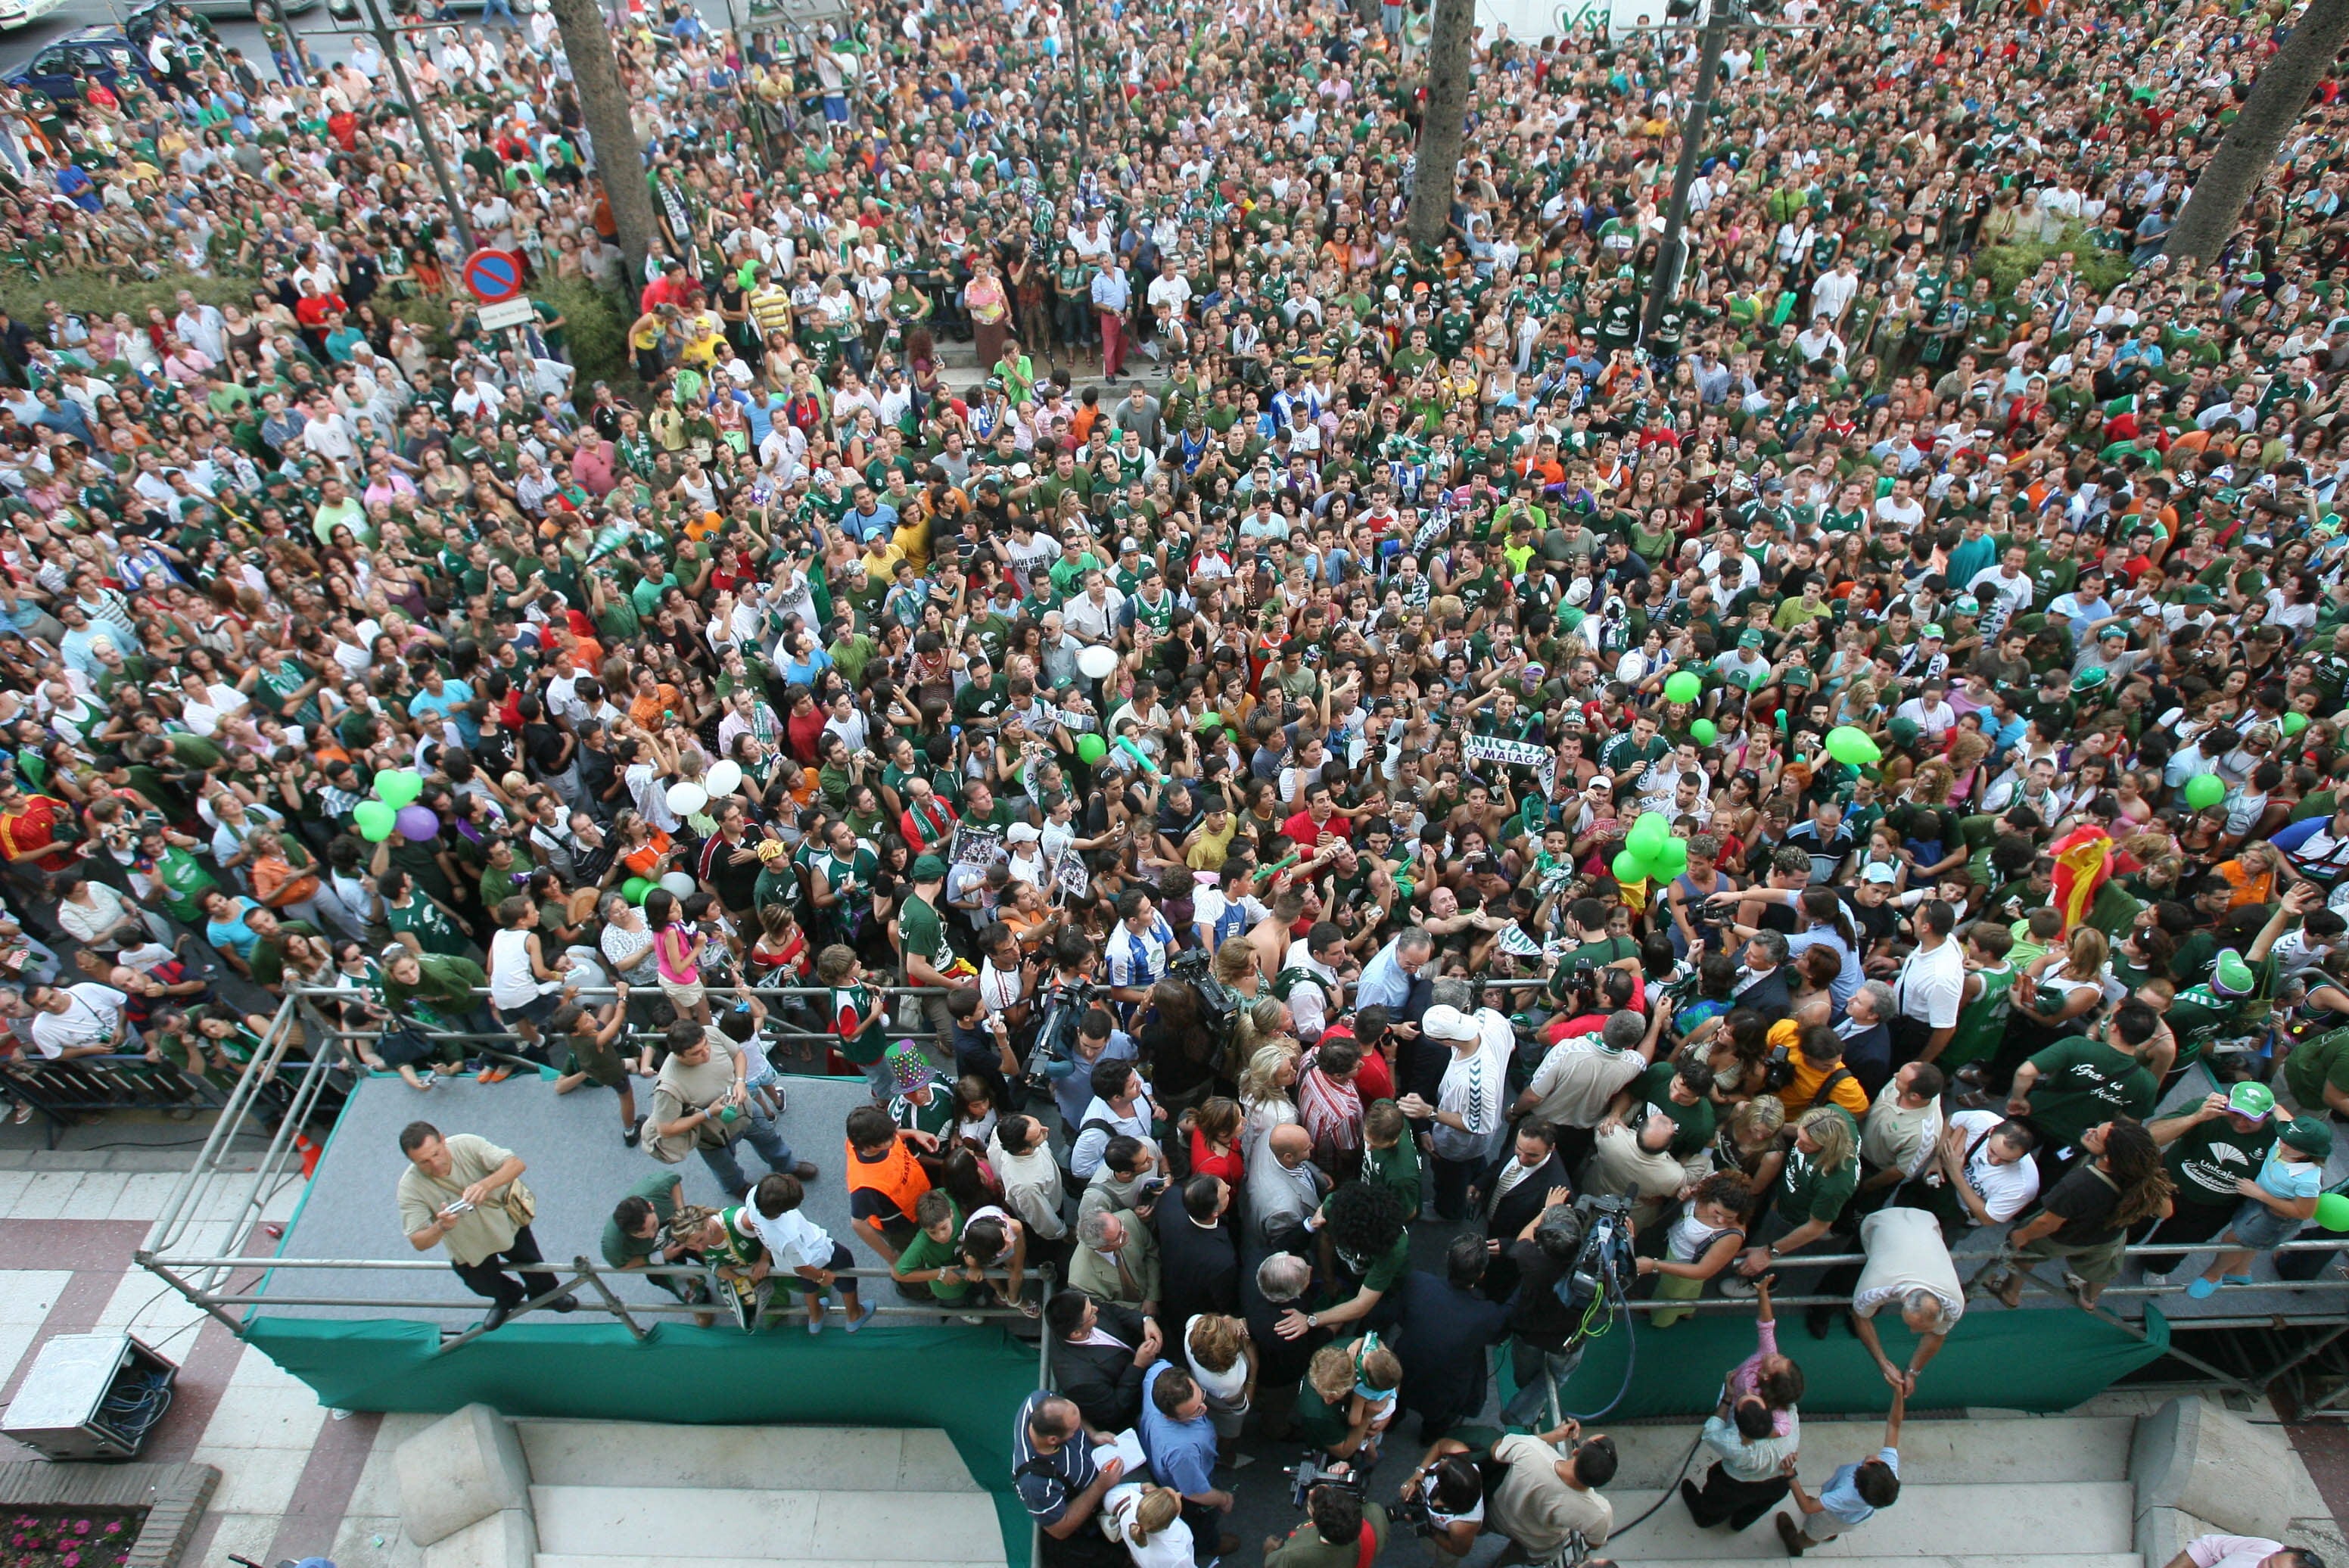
<box><xmin>1</xmin><ymin>28</ymin><xmax>157</xmax><ymax>101</ymax></box>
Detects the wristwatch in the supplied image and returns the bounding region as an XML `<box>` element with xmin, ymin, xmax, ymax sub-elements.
<box><xmin>1306</xmin><ymin>1311</ymin><xmax>1319</xmax><ymax>1328</ymax></box>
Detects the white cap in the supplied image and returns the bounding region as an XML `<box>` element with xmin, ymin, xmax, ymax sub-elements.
<box><xmin>1006</xmin><ymin>823</ymin><xmax>1041</xmax><ymax>844</ymax></box>
<box><xmin>1421</xmin><ymin>1005</ymin><xmax>1479</xmax><ymax>1044</ymax></box>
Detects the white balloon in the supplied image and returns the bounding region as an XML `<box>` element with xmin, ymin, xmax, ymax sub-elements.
<box><xmin>705</xmin><ymin>759</ymin><xmax>745</xmax><ymax>795</ymax></box>
<box><xmin>1076</xmin><ymin>646</ymin><xmax>1118</xmax><ymax>680</ymax></box>
<box><xmin>665</xmin><ymin>780</ymin><xmax>708</xmax><ymax>815</ymax></box>
<box><xmin>659</xmin><ymin>872</ymin><xmax>698</xmax><ymax>898</ymax></box>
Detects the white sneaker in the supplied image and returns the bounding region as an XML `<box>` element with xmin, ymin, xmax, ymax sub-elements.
<box><xmin>2141</xmin><ymin>1269</ymin><xmax>2169</xmax><ymax>1287</ymax></box>
<box><xmin>1719</xmin><ymin>1274</ymin><xmax>1758</xmax><ymax>1299</ymax></box>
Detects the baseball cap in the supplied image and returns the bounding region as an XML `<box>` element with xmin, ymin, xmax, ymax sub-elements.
<box><xmin>1862</xmin><ymin>864</ymin><xmax>1899</xmax><ymax>885</ymax></box>
<box><xmin>2280</xmin><ymin>1117</ymin><xmax>2335</xmax><ymax>1159</ymax></box>
<box><xmin>1739</xmin><ymin>629</ymin><xmax>1766</xmax><ymax>649</ymax></box>
<box><xmin>2211</xmin><ymin>948</ymin><xmax>2256</xmax><ymax>996</ymax></box>
<box><xmin>1007</xmin><ymin>823</ymin><xmax>1040</xmax><ymax>844</ymax></box>
<box><xmin>1919</xmin><ymin>623</ymin><xmax>1946</xmax><ymax>639</ymax></box>
<box><xmin>1420</xmin><ymin>1005</ymin><xmax>1479</xmax><ymax>1044</ymax></box>
<box><xmin>911</xmin><ymin>854</ymin><xmax>948</xmax><ymax>881</ymax></box>
<box><xmin>2226</xmin><ymin>1081</ymin><xmax>2276</xmax><ymax>1122</ymax></box>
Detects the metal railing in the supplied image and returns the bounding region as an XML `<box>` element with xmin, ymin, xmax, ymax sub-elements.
<box><xmin>2</xmin><ymin>1052</ymin><xmax>227</xmax><ymax>1147</ymax></box>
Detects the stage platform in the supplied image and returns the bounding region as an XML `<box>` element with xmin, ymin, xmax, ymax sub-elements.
<box><xmin>260</xmin><ymin>1069</ymin><xmax>929</xmax><ymax>1330</ymax></box>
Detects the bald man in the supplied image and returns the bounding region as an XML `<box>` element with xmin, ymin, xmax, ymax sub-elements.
<box><xmin>1247</xmin><ymin>1123</ymin><xmax>1327</xmax><ymax>1252</ymax></box>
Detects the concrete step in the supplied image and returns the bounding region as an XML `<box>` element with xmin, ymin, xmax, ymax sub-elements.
<box><xmin>515</xmin><ymin>1421</ymin><xmax>983</xmax><ymax>1492</ymax></box>
<box><xmin>1606</xmin><ymin>1480</ymin><xmax>2135</xmax><ymax>1560</ymax></box>
<box><xmin>1601</xmin><ymin>1414</ymin><xmax>2135</xmax><ymax>1489</ymax></box>
<box><xmin>529</xmin><ymin>1485</ymin><xmax>1005</xmax><ymax>1563</ymax></box>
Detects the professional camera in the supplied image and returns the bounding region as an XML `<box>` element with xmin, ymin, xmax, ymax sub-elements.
<box><xmin>1562</xmin><ymin>1192</ymin><xmax>1638</xmax><ymax>1314</ymax></box>
<box><xmin>1168</xmin><ymin>945</ymin><xmax>1243</xmax><ymax>1040</ymax></box>
<box><xmin>1288</xmin><ymin>1452</ymin><xmax>1369</xmax><ymax>1511</ymax></box>
<box><xmin>1023</xmin><ymin>976</ymin><xmax>1098</xmax><ymax>1087</ymax></box>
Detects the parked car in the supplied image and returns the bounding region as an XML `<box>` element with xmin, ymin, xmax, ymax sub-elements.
<box><xmin>0</xmin><ymin>0</ymin><xmax>68</xmax><ymax>35</ymax></box>
<box><xmin>0</xmin><ymin>28</ymin><xmax>156</xmax><ymax>98</ymax></box>
<box><xmin>325</xmin><ymin>0</ymin><xmax>488</xmax><ymax>18</ymax></box>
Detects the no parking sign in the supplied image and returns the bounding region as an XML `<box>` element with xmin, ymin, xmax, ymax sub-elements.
<box><xmin>460</xmin><ymin>248</ymin><xmax>526</xmax><ymax>304</ymax></box>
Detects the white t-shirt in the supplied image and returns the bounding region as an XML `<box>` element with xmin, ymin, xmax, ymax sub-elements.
<box><xmin>30</xmin><ymin>984</ymin><xmax>125</xmax><ymax>1058</ymax></box>
<box><xmin>1100</xmin><ymin>1482</ymin><xmax>1196</xmax><ymax>1568</ymax></box>
<box><xmin>1943</xmin><ymin>1107</ymin><xmax>2041</xmax><ymax>1223</ymax></box>
<box><xmin>2187</xmin><ymin>1538</ymin><xmax>2291</xmax><ymax>1568</ymax></box>
<box><xmin>1893</xmin><ymin>937</ymin><xmax>1965</xmax><ymax>1029</ymax></box>
<box><xmin>739</xmin><ymin>1205</ymin><xmax>838</xmax><ymax>1272</ymax></box>
<box><xmin>1184</xmin><ymin>1314</ymin><xmax>1250</xmax><ymax>1403</ymax></box>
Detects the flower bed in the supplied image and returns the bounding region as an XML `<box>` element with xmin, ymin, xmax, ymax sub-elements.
<box><xmin>5</xmin><ymin>1507</ymin><xmax>147</xmax><ymax>1568</ymax></box>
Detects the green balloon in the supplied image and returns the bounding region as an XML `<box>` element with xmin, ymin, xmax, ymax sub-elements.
<box><xmin>621</xmin><ymin>876</ymin><xmax>654</xmax><ymax>906</ymax></box>
<box><xmin>2282</xmin><ymin>711</ymin><xmax>2310</xmax><ymax>736</ymax></box>
<box><xmin>1651</xmin><ymin>836</ymin><xmax>1690</xmax><ymax>878</ymax></box>
<box><xmin>353</xmin><ymin>800</ymin><xmax>397</xmax><ymax>843</ymax></box>
<box><xmin>1611</xmin><ymin>850</ymin><xmax>1651</xmax><ymax>884</ymax></box>
<box><xmin>375</xmin><ymin>769</ymin><xmax>424</xmax><ymax>809</ymax></box>
<box><xmin>1076</xmin><ymin>733</ymin><xmax>1109</xmax><ymax>764</ymax></box>
<box><xmin>1629</xmin><ymin>811</ymin><xmax>1670</xmax><ymax>859</ymax></box>
<box><xmin>2183</xmin><ymin>773</ymin><xmax>2226</xmax><ymax>810</ymax></box>
<box><xmin>1663</xmin><ymin>671</ymin><xmax>1702</xmax><ymax>705</ymax></box>
<box><xmin>1825</xmin><ymin>726</ymin><xmax>1881</xmax><ymax>766</ymax></box>
<box><xmin>1689</xmin><ymin>719</ymin><xmax>1719</xmax><ymax>745</ymax></box>
<box><xmin>2319</xmin><ymin>1192</ymin><xmax>2349</xmax><ymax>1234</ymax></box>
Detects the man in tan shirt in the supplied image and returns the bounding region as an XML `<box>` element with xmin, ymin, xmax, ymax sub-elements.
<box><xmin>397</xmin><ymin>1122</ymin><xmax>574</xmax><ymax>1330</ymax></box>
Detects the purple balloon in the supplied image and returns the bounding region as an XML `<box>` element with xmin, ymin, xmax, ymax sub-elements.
<box><xmin>395</xmin><ymin>804</ymin><xmax>440</xmax><ymax>841</ymax></box>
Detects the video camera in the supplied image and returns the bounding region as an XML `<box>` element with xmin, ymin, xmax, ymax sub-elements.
<box><xmin>1288</xmin><ymin>1452</ymin><xmax>1368</xmax><ymax>1511</ymax></box>
<box><xmin>1168</xmin><ymin>944</ymin><xmax>1244</xmax><ymax>1059</ymax></box>
<box><xmin>1555</xmin><ymin>1192</ymin><xmax>1638</xmax><ymax>1320</ymax></box>
<box><xmin>1023</xmin><ymin>976</ymin><xmax>1098</xmax><ymax>1087</ymax></box>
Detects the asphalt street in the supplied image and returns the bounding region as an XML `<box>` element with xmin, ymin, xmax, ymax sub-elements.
<box><xmin>0</xmin><ymin>0</ymin><xmax>347</xmax><ymax>82</ymax></box>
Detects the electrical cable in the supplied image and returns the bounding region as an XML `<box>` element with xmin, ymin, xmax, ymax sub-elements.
<box><xmin>1606</xmin><ymin>1379</ymin><xmax>1728</xmax><ymax>1541</ymax></box>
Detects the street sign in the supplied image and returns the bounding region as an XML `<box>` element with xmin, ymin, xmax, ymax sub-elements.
<box><xmin>475</xmin><ymin>296</ymin><xmax>536</xmax><ymax>331</ymax></box>
<box><xmin>459</xmin><ymin>248</ymin><xmax>526</xmax><ymax>304</ymax></box>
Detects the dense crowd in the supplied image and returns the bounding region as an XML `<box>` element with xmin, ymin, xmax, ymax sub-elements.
<box><xmin>1</xmin><ymin>0</ymin><xmax>2348</xmax><ymax>1557</ymax></box>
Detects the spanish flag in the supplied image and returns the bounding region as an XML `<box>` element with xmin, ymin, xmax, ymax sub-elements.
<box><xmin>2049</xmin><ymin>823</ymin><xmax>2113</xmax><ymax>935</ymax></box>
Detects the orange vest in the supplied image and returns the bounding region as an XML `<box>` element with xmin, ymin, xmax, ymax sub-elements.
<box><xmin>843</xmin><ymin>1137</ymin><xmax>932</xmax><ymax>1222</ymax></box>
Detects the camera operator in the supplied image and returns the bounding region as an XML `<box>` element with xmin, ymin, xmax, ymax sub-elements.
<box><xmin>1486</xmin><ymin>1416</ymin><xmax>1617</xmax><ymax>1564</ymax></box>
<box><xmin>1264</xmin><ymin>1481</ymin><xmax>1390</xmax><ymax>1568</ymax></box>
<box><xmin>1498</xmin><ymin>1199</ymin><xmax>1584</xmax><ymax>1426</ymax></box>
<box><xmin>1394</xmin><ymin>1442</ymin><xmax>1491</xmax><ymax>1560</ymax></box>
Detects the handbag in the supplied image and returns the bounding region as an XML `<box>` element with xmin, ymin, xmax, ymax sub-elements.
<box><xmin>502</xmin><ymin>1177</ymin><xmax>537</xmax><ymax>1228</ymax></box>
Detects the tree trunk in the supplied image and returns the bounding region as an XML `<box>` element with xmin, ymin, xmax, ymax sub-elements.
<box><xmin>1406</xmin><ymin>0</ymin><xmax>1475</xmax><ymax>253</ymax></box>
<box><xmin>546</xmin><ymin>0</ymin><xmax>660</xmax><ymax>302</ymax></box>
<box><xmin>2164</xmin><ymin>0</ymin><xmax>2349</xmax><ymax>264</ymax></box>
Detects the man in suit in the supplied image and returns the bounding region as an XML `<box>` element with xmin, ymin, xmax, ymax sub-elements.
<box><xmin>1474</xmin><ymin>1121</ymin><xmax>1575</xmax><ymax>1302</ymax></box>
<box><xmin>1156</xmin><ymin>1173</ymin><xmax>1240</xmax><ymax>1332</ymax></box>
<box><xmin>1045</xmin><ymin>1290</ymin><xmax>1162</xmax><ymax>1431</ymax></box>
<box><xmin>1735</xmin><ymin>929</ymin><xmax>1794</xmax><ymax>1023</ymax></box>
<box><xmin>1247</xmin><ymin>1124</ymin><xmax>1328</xmax><ymax>1253</ymax></box>
<box><xmin>1395</xmin><ymin>1234</ymin><xmax>1514</xmax><ymax>1439</ymax></box>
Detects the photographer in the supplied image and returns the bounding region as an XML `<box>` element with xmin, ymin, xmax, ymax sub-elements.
<box><xmin>1394</xmin><ymin>1442</ymin><xmax>1489</xmax><ymax>1560</ymax></box>
<box><xmin>1486</xmin><ymin>1416</ymin><xmax>1616</xmax><ymax>1564</ymax></box>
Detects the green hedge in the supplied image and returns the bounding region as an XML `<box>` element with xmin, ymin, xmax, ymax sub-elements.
<box><xmin>0</xmin><ymin>267</ymin><xmax>634</xmax><ymax>398</ymax></box>
<box><xmin>1973</xmin><ymin>222</ymin><xmax>2133</xmax><ymax>300</ymax></box>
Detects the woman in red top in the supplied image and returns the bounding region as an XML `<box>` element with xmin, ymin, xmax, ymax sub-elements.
<box><xmin>0</xmin><ymin>783</ymin><xmax>79</xmax><ymax>888</ymax></box>
<box><xmin>1182</xmin><ymin>1097</ymin><xmax>1247</xmax><ymax>1188</ymax></box>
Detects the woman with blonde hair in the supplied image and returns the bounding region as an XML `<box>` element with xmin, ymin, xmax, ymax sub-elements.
<box><xmin>1100</xmin><ymin>1482</ymin><xmax>1193</xmax><ymax>1568</ymax></box>
<box><xmin>1998</xmin><ymin>924</ymin><xmax>2114</xmax><ymax>1078</ymax></box>
<box><xmin>1728</xmin><ymin>1104</ymin><xmax>1857</xmax><ymax>1305</ymax></box>
<box><xmin>1238</xmin><ymin>1039</ymin><xmax>1302</xmax><ymax>1152</ymax></box>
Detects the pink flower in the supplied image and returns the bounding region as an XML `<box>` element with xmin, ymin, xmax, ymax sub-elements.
<box><xmin>73</xmin><ymin>1522</ymin><xmax>91</xmax><ymax>1535</ymax></box>
<box><xmin>104</xmin><ymin>1524</ymin><xmax>123</xmax><ymax>1535</ymax></box>
<box><xmin>64</xmin><ymin>1551</ymin><xmax>81</xmax><ymax>1564</ymax></box>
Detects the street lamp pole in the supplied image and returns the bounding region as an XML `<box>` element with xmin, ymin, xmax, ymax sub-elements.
<box><xmin>356</xmin><ymin>0</ymin><xmax>476</xmax><ymax>252</ymax></box>
<box><xmin>1642</xmin><ymin>0</ymin><xmax>1734</xmax><ymax>339</ymax></box>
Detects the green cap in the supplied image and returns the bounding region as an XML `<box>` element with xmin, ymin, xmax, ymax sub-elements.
<box><xmin>2226</xmin><ymin>1081</ymin><xmax>2275</xmax><ymax>1122</ymax></box>
<box><xmin>911</xmin><ymin>854</ymin><xmax>948</xmax><ymax>881</ymax></box>
<box><xmin>1919</xmin><ymin>623</ymin><xmax>1946</xmax><ymax>639</ymax></box>
<box><xmin>2072</xmin><ymin>665</ymin><xmax>2110</xmax><ymax>693</ymax></box>
<box><xmin>1887</xmin><ymin>716</ymin><xmax>1922</xmax><ymax>745</ymax></box>
<box><xmin>1739</xmin><ymin>629</ymin><xmax>1766</xmax><ymax>649</ymax></box>
<box><xmin>2211</xmin><ymin>947</ymin><xmax>2255</xmax><ymax>996</ymax></box>
<box><xmin>2280</xmin><ymin>1117</ymin><xmax>2335</xmax><ymax>1158</ymax></box>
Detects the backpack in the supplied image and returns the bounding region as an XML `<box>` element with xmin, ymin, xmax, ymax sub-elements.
<box><xmin>1059</xmin><ymin>1117</ymin><xmax>1121</xmax><ymax>1199</ymax></box>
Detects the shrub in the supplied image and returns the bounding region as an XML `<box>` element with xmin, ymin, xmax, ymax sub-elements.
<box><xmin>1974</xmin><ymin>222</ymin><xmax>2133</xmax><ymax>300</ymax></box>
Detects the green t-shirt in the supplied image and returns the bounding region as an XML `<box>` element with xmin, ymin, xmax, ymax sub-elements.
<box><xmin>2024</xmin><ymin>1034</ymin><xmax>2158</xmax><ymax>1152</ymax></box>
<box><xmin>2284</xmin><ymin>1028</ymin><xmax>2349</xmax><ymax>1112</ymax></box>
<box><xmin>1361</xmin><ymin>1123</ymin><xmax>1422</xmax><ymax>1212</ymax></box>
<box><xmin>1774</xmin><ymin>1108</ymin><xmax>1859</xmax><ymax>1227</ymax></box>
<box><xmin>894</xmin><ymin>1196</ymin><xmax>972</xmax><ymax>1301</ymax></box>
<box><xmin>1640</xmin><ymin>1060</ymin><xmax>1715</xmax><ymax>1158</ymax></box>
<box><xmin>2162</xmin><ymin>1113</ymin><xmax>2273</xmax><ymax>1212</ymax></box>
<box><xmin>599</xmin><ymin>1171</ymin><xmax>682</xmax><ymax>1268</ymax></box>
<box><xmin>898</xmin><ymin>891</ymin><xmax>954</xmax><ymax>972</ymax></box>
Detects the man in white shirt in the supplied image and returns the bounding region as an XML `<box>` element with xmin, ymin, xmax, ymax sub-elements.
<box><xmin>25</xmin><ymin>981</ymin><xmax>126</xmax><ymax>1059</ymax></box>
<box><xmin>1063</xmin><ymin>571</ymin><xmax>1128</xmax><ymax>647</ymax></box>
<box><xmin>1275</xmin><ymin>922</ymin><xmax>1348</xmax><ymax>1045</ymax></box>
<box><xmin>1890</xmin><ymin>901</ymin><xmax>1965</xmax><ymax>1066</ymax></box>
<box><xmin>1399</xmin><ymin>1003</ymin><xmax>1509</xmax><ymax>1221</ymax></box>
